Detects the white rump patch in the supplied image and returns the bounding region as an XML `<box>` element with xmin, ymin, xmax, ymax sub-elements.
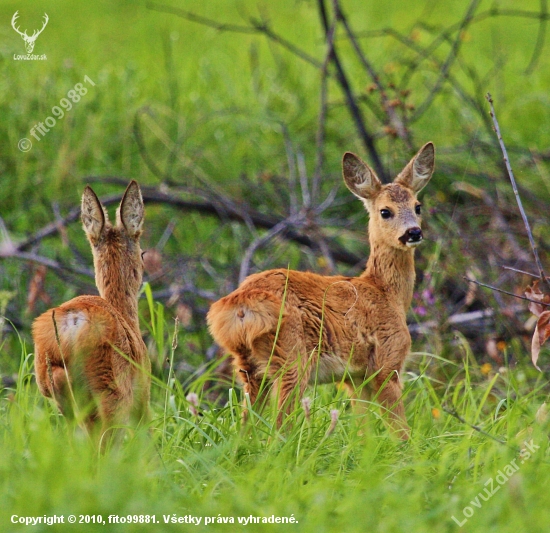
<box><xmin>60</xmin><ymin>311</ymin><xmax>88</xmax><ymax>343</ymax></box>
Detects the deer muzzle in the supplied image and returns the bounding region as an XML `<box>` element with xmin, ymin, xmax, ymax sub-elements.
<box><xmin>399</xmin><ymin>227</ymin><xmax>423</xmax><ymax>247</ymax></box>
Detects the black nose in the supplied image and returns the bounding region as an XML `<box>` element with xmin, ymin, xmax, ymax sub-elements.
<box><xmin>407</xmin><ymin>227</ymin><xmax>422</xmax><ymax>242</ymax></box>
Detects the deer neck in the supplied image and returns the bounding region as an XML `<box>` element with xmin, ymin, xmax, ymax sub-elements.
<box><xmin>96</xmin><ymin>267</ymin><xmax>141</xmax><ymax>331</ymax></box>
<box><xmin>363</xmin><ymin>240</ymin><xmax>416</xmax><ymax>311</ymax></box>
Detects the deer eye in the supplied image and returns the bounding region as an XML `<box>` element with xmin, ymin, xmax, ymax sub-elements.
<box><xmin>415</xmin><ymin>204</ymin><xmax>422</xmax><ymax>215</ymax></box>
<box><xmin>141</xmin><ymin>250</ymin><xmax>146</xmax><ymax>260</ymax></box>
<box><xmin>380</xmin><ymin>209</ymin><xmax>393</xmax><ymax>219</ymax></box>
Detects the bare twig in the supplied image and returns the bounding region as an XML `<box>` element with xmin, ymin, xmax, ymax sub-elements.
<box><xmin>486</xmin><ymin>93</ymin><xmax>549</xmax><ymax>288</ymax></box>
<box><xmin>0</xmin><ymin>250</ymin><xmax>94</xmax><ymax>279</ymax></box>
<box><xmin>147</xmin><ymin>2</ymin><xmax>257</xmax><ymax>34</ymax></box>
<box><xmin>442</xmin><ymin>405</ymin><xmax>511</xmax><ymax>447</ymax></box>
<box><xmin>14</xmin><ymin>185</ymin><xmax>361</xmax><ymax>266</ymax></box>
<box><xmin>281</xmin><ymin>126</ymin><xmax>299</xmax><ymax>216</ymax></box>
<box><xmin>239</xmin><ymin>214</ymin><xmax>304</xmax><ymax>283</ymax></box>
<box><xmin>147</xmin><ymin>2</ymin><xmax>323</xmax><ymax>69</ymax></box>
<box><xmin>310</xmin><ymin>233</ymin><xmax>336</xmax><ymax>273</ymax></box>
<box><xmin>464</xmin><ymin>277</ymin><xmax>550</xmax><ymax>307</ymax></box>
<box><xmin>502</xmin><ymin>265</ymin><xmax>541</xmax><ymax>278</ymax></box>
<box><xmin>332</xmin><ymin>0</ymin><xmax>411</xmax><ymax>147</ymax></box>
<box><xmin>152</xmin><ymin>284</ymin><xmax>218</xmax><ymax>302</ymax></box>
<box><xmin>525</xmin><ymin>0</ymin><xmax>548</xmax><ymax>74</ymax></box>
<box><xmin>15</xmin><ymin>193</ymin><xmax>121</xmax><ymax>252</ymax></box>
<box><xmin>410</xmin><ymin>0</ymin><xmax>482</xmax><ymax>122</ymax></box>
<box><xmin>312</xmin><ymin>9</ymin><xmax>337</xmax><ymax>206</ymax></box>
<box><xmin>247</xmin><ymin>17</ymin><xmax>323</xmax><ymax>70</ymax></box>
<box><xmin>317</xmin><ymin>0</ymin><xmax>388</xmax><ymax>182</ymax></box>
<box><xmin>297</xmin><ymin>152</ymin><xmax>311</xmax><ymax>209</ymax></box>
<box><xmin>452</xmin><ymin>181</ymin><xmax>531</xmax><ymax>262</ymax></box>
<box><xmin>133</xmin><ymin>108</ymin><xmax>166</xmax><ymax>181</ymax></box>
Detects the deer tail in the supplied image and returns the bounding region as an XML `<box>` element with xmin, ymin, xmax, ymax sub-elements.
<box><xmin>207</xmin><ymin>289</ymin><xmax>284</xmax><ymax>352</ymax></box>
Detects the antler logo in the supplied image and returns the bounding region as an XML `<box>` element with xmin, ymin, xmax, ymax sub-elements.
<box><xmin>11</xmin><ymin>11</ymin><xmax>49</xmax><ymax>54</ymax></box>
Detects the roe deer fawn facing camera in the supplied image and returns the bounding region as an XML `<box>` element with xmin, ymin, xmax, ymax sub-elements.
<box><xmin>207</xmin><ymin>143</ymin><xmax>435</xmax><ymax>439</ymax></box>
<box><xmin>32</xmin><ymin>181</ymin><xmax>150</xmax><ymax>444</ymax></box>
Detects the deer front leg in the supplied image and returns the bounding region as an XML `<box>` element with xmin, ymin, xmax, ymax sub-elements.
<box><xmin>342</xmin><ymin>377</ymin><xmax>371</xmax><ymax>416</ymax></box>
<box><xmin>373</xmin><ymin>371</ymin><xmax>409</xmax><ymax>440</ymax></box>
<box><xmin>371</xmin><ymin>332</ymin><xmax>411</xmax><ymax>440</ymax></box>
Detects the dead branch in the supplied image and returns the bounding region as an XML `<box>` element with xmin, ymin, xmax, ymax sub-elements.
<box><xmin>239</xmin><ymin>213</ymin><xmax>304</xmax><ymax>283</ymax></box>
<box><xmin>486</xmin><ymin>93</ymin><xmax>549</xmax><ymax>288</ymax></box>
<box><xmin>442</xmin><ymin>405</ymin><xmax>510</xmax><ymax>447</ymax></box>
<box><xmin>464</xmin><ymin>277</ymin><xmax>550</xmax><ymax>307</ymax></box>
<box><xmin>147</xmin><ymin>2</ymin><xmax>257</xmax><ymax>35</ymax></box>
<box><xmin>146</xmin><ymin>2</ymin><xmax>323</xmax><ymax>69</ymax></box>
<box><xmin>15</xmin><ymin>193</ymin><xmax>123</xmax><ymax>252</ymax></box>
<box><xmin>525</xmin><ymin>0</ymin><xmax>548</xmax><ymax>73</ymax></box>
<box><xmin>312</xmin><ymin>8</ymin><xmax>336</xmax><ymax>207</ymax></box>
<box><xmin>0</xmin><ymin>249</ymin><xmax>96</xmax><ymax>296</ymax></box>
<box><xmin>344</xmin><ymin>26</ymin><xmax>494</xmax><ymax>139</ymax></box>
<box><xmin>14</xmin><ymin>185</ymin><xmax>362</xmax><ymax>266</ymax></box>
<box><xmin>152</xmin><ymin>284</ymin><xmax>218</xmax><ymax>303</ymax></box>
<box><xmin>1</xmin><ymin>250</ymin><xmax>94</xmax><ymax>279</ymax></box>
<box><xmin>332</xmin><ymin>0</ymin><xmax>411</xmax><ymax>148</ymax></box>
<box><xmin>281</xmin><ymin>127</ymin><xmax>299</xmax><ymax>217</ymax></box>
<box><xmin>317</xmin><ymin>0</ymin><xmax>389</xmax><ymax>182</ymax></box>
<box><xmin>410</xmin><ymin>0</ymin><xmax>482</xmax><ymax>122</ymax></box>
<box><xmin>502</xmin><ymin>266</ymin><xmax>541</xmax><ymax>278</ymax></box>
<box><xmin>133</xmin><ymin>108</ymin><xmax>166</xmax><ymax>181</ymax></box>
<box><xmin>408</xmin><ymin>305</ymin><xmax>526</xmax><ymax>338</ymax></box>
<box><xmin>452</xmin><ymin>181</ymin><xmax>531</xmax><ymax>262</ymax></box>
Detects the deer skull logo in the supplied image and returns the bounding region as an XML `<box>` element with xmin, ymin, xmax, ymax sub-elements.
<box><xmin>11</xmin><ymin>11</ymin><xmax>49</xmax><ymax>54</ymax></box>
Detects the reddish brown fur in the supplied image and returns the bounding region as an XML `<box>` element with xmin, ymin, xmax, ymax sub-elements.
<box><xmin>32</xmin><ymin>181</ymin><xmax>150</xmax><ymax>444</ymax></box>
<box><xmin>207</xmin><ymin>143</ymin><xmax>435</xmax><ymax>439</ymax></box>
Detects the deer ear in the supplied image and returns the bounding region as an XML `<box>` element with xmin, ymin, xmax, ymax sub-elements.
<box><xmin>395</xmin><ymin>142</ymin><xmax>435</xmax><ymax>193</ymax></box>
<box><xmin>117</xmin><ymin>181</ymin><xmax>144</xmax><ymax>237</ymax></box>
<box><xmin>342</xmin><ymin>152</ymin><xmax>382</xmax><ymax>201</ymax></box>
<box><xmin>81</xmin><ymin>186</ymin><xmax>107</xmax><ymax>244</ymax></box>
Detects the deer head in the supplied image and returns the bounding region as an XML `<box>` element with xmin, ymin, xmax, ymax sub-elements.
<box><xmin>81</xmin><ymin>181</ymin><xmax>145</xmax><ymax>304</ymax></box>
<box><xmin>11</xmin><ymin>11</ymin><xmax>49</xmax><ymax>54</ymax></box>
<box><xmin>343</xmin><ymin>142</ymin><xmax>435</xmax><ymax>251</ymax></box>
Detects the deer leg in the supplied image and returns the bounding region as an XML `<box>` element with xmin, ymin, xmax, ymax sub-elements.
<box><xmin>271</xmin><ymin>351</ymin><xmax>307</xmax><ymax>427</ymax></box>
<box><xmin>373</xmin><ymin>371</ymin><xmax>410</xmax><ymax>440</ymax></box>
<box><xmin>268</xmin><ymin>315</ymin><xmax>310</xmax><ymax>427</ymax></box>
<box><xmin>237</xmin><ymin>306</ymin><xmax>310</xmax><ymax>427</ymax></box>
<box><xmin>230</xmin><ymin>348</ymin><xmax>267</xmax><ymax>423</ymax></box>
<box><xmin>342</xmin><ymin>377</ymin><xmax>371</xmax><ymax>416</ymax></box>
<box><xmin>96</xmin><ymin>389</ymin><xmax>133</xmax><ymax>451</ymax></box>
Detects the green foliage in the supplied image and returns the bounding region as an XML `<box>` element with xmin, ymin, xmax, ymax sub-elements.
<box><xmin>1</xmin><ymin>318</ymin><xmax>549</xmax><ymax>532</ymax></box>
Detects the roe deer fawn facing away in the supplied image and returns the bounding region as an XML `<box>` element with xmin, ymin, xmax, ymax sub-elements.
<box><xmin>32</xmin><ymin>181</ymin><xmax>150</xmax><ymax>445</ymax></box>
<box><xmin>207</xmin><ymin>143</ymin><xmax>435</xmax><ymax>439</ymax></box>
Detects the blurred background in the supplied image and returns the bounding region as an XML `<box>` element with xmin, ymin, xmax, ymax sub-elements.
<box><xmin>1</xmin><ymin>0</ymin><xmax>549</xmax><ymax>394</ymax></box>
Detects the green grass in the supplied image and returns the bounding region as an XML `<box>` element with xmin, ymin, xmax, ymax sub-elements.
<box><xmin>1</xmin><ymin>311</ymin><xmax>549</xmax><ymax>533</ymax></box>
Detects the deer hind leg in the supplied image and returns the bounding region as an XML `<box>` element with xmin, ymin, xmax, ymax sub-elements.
<box><xmin>41</xmin><ymin>360</ymin><xmax>74</xmax><ymax>416</ymax></box>
<box><xmin>228</xmin><ymin>346</ymin><xmax>267</xmax><ymax>423</ymax></box>
<box><xmin>258</xmin><ymin>308</ymin><xmax>310</xmax><ymax>427</ymax></box>
<box><xmin>97</xmin><ymin>367</ymin><xmax>135</xmax><ymax>449</ymax></box>
<box><xmin>94</xmin><ymin>386</ymin><xmax>134</xmax><ymax>451</ymax></box>
<box><xmin>34</xmin><ymin>337</ymin><xmax>77</xmax><ymax>417</ymax></box>
<box><xmin>230</xmin><ymin>308</ymin><xmax>309</xmax><ymax>427</ymax></box>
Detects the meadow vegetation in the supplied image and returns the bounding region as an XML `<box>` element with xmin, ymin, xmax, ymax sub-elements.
<box><xmin>0</xmin><ymin>0</ymin><xmax>549</xmax><ymax>531</ymax></box>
